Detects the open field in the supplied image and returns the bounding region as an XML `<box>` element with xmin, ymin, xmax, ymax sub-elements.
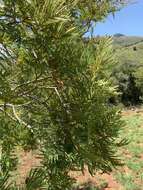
<box><xmin>17</xmin><ymin>109</ymin><xmax>143</xmax><ymax>190</ymax></box>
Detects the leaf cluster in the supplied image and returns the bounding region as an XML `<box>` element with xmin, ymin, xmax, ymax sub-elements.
<box><xmin>0</xmin><ymin>0</ymin><xmax>127</xmax><ymax>189</ymax></box>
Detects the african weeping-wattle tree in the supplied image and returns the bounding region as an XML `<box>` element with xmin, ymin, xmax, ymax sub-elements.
<box><xmin>0</xmin><ymin>0</ymin><xmax>127</xmax><ymax>189</ymax></box>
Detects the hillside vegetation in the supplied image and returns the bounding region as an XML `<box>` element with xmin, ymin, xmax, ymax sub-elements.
<box><xmin>108</xmin><ymin>35</ymin><xmax>143</xmax><ymax>106</ymax></box>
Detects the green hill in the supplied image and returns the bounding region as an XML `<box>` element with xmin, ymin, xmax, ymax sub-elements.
<box><xmin>113</xmin><ymin>35</ymin><xmax>143</xmax><ymax>48</ymax></box>
<box><xmin>110</xmin><ymin>35</ymin><xmax>143</xmax><ymax>105</ymax></box>
<box><xmin>113</xmin><ymin>35</ymin><xmax>143</xmax><ymax>66</ymax></box>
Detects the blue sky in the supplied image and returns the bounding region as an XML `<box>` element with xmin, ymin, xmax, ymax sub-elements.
<box><xmin>92</xmin><ymin>0</ymin><xmax>143</xmax><ymax>36</ymax></box>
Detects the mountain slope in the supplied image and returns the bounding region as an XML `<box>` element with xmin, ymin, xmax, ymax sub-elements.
<box><xmin>113</xmin><ymin>36</ymin><xmax>143</xmax><ymax>48</ymax></box>
<box><xmin>113</xmin><ymin>35</ymin><xmax>143</xmax><ymax>65</ymax></box>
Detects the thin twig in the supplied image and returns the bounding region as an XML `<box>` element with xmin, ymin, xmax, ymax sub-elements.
<box><xmin>11</xmin><ymin>105</ymin><xmax>32</xmax><ymax>130</ymax></box>
<box><xmin>0</xmin><ymin>105</ymin><xmax>33</xmax><ymax>132</ymax></box>
<box><xmin>12</xmin><ymin>76</ymin><xmax>52</xmax><ymax>91</ymax></box>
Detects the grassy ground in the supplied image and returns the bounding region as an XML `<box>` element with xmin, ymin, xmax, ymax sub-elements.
<box><xmin>114</xmin><ymin>110</ymin><xmax>143</xmax><ymax>190</ymax></box>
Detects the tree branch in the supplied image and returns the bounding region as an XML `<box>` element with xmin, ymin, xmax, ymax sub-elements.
<box><xmin>12</xmin><ymin>77</ymin><xmax>52</xmax><ymax>91</ymax></box>
<box><xmin>0</xmin><ymin>104</ymin><xmax>33</xmax><ymax>132</ymax></box>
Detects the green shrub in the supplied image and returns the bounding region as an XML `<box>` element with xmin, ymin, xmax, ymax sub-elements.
<box><xmin>0</xmin><ymin>0</ymin><xmax>127</xmax><ymax>189</ymax></box>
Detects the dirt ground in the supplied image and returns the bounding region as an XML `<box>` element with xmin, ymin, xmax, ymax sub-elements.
<box><xmin>17</xmin><ymin>151</ymin><xmax>122</xmax><ymax>189</ymax></box>
<box><xmin>17</xmin><ymin>151</ymin><xmax>123</xmax><ymax>189</ymax></box>
<box><xmin>71</xmin><ymin>168</ymin><xmax>122</xmax><ymax>190</ymax></box>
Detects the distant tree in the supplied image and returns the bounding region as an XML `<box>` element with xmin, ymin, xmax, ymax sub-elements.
<box><xmin>120</xmin><ymin>74</ymin><xmax>141</xmax><ymax>106</ymax></box>
<box><xmin>0</xmin><ymin>0</ymin><xmax>127</xmax><ymax>189</ymax></box>
<box><xmin>111</xmin><ymin>61</ymin><xmax>142</xmax><ymax>106</ymax></box>
<box><xmin>133</xmin><ymin>46</ymin><xmax>137</xmax><ymax>51</ymax></box>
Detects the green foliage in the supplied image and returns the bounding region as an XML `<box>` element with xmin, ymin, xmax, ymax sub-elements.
<box><xmin>111</xmin><ymin>61</ymin><xmax>142</xmax><ymax>105</ymax></box>
<box><xmin>102</xmin><ymin>36</ymin><xmax>143</xmax><ymax>106</ymax></box>
<box><xmin>0</xmin><ymin>0</ymin><xmax>126</xmax><ymax>189</ymax></box>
